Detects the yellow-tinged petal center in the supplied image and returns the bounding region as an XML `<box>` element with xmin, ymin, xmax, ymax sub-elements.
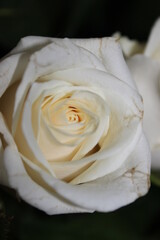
<box><xmin>32</xmin><ymin>88</ymin><xmax>110</xmax><ymax>182</ymax></box>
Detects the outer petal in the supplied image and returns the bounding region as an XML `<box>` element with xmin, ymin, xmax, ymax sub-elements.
<box><xmin>10</xmin><ymin>36</ymin><xmax>136</xmax><ymax>88</ymax></box>
<box><xmin>70</xmin><ymin>123</ymin><xmax>142</xmax><ymax>184</ymax></box>
<box><xmin>10</xmin><ymin>36</ymin><xmax>53</xmax><ymax>55</ymax></box>
<box><xmin>0</xmin><ymin>113</ymin><xmax>91</xmax><ymax>214</ymax></box>
<box><xmin>0</xmin><ymin>37</ymin><xmax>53</xmax><ymax>98</ymax></box>
<box><xmin>127</xmin><ymin>55</ymin><xmax>160</xmax><ymax>169</ymax></box>
<box><xmin>0</xmin><ymin>53</ymin><xmax>29</xmax><ymax>97</ymax></box>
<box><xmin>23</xmin><ymin>132</ymin><xmax>150</xmax><ymax>212</ymax></box>
<box><xmin>68</xmin><ymin>132</ymin><xmax>150</xmax><ymax>212</ymax></box>
<box><xmin>145</xmin><ymin>18</ymin><xmax>160</xmax><ymax>61</ymax></box>
<box><xmin>72</xmin><ymin>37</ymin><xmax>136</xmax><ymax>89</ymax></box>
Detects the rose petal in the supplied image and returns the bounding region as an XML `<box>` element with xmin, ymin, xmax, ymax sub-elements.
<box><xmin>21</xmin><ymin>80</ymin><xmax>85</xmax><ymax>164</ymax></box>
<box><xmin>0</xmin><ymin>113</ymin><xmax>91</xmax><ymax>214</ymax></box>
<box><xmin>0</xmin><ymin>36</ymin><xmax>53</xmax><ymax>98</ymax></box>
<box><xmin>52</xmin><ymin>68</ymin><xmax>143</xmax><ymax>113</ymax></box>
<box><xmin>22</xmin><ymin>78</ymin><xmax>109</xmax><ymax>166</ymax></box>
<box><xmin>127</xmin><ymin>55</ymin><xmax>160</xmax><ymax>169</ymax></box>
<box><xmin>38</xmin><ymin>117</ymin><xmax>77</xmax><ymax>162</ymax></box>
<box><xmin>70</xmin><ymin>124</ymin><xmax>142</xmax><ymax>184</ymax></box>
<box><xmin>69</xmin><ymin>90</ymin><xmax>109</xmax><ymax>161</ymax></box>
<box><xmin>10</xmin><ymin>36</ymin><xmax>53</xmax><ymax>55</ymax></box>
<box><xmin>72</xmin><ymin>37</ymin><xmax>136</xmax><ymax>88</ymax></box>
<box><xmin>22</xmin><ymin>132</ymin><xmax>150</xmax><ymax>212</ymax></box>
<box><xmin>0</xmin><ymin>53</ymin><xmax>29</xmax><ymax>97</ymax></box>
<box><xmin>15</xmin><ymin>79</ymin><xmax>79</xmax><ymax>172</ymax></box>
<box><xmin>11</xmin><ymin>36</ymin><xmax>134</xmax><ymax>89</ymax></box>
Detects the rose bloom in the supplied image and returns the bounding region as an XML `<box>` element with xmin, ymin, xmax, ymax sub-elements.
<box><xmin>0</xmin><ymin>37</ymin><xmax>150</xmax><ymax>214</ymax></box>
<box><xmin>116</xmin><ymin>18</ymin><xmax>160</xmax><ymax>170</ymax></box>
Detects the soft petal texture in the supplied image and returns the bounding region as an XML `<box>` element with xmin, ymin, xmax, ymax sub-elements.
<box><xmin>51</xmin><ymin>68</ymin><xmax>143</xmax><ymax>184</ymax></box>
<box><xmin>0</xmin><ymin>36</ymin><xmax>53</xmax><ymax>98</ymax></box>
<box><xmin>10</xmin><ymin>36</ymin><xmax>133</xmax><ymax>87</ymax></box>
<box><xmin>0</xmin><ymin>54</ymin><xmax>29</xmax><ymax>97</ymax></box>
<box><xmin>20</xmin><ymin>133</ymin><xmax>151</xmax><ymax>212</ymax></box>
<box><xmin>72</xmin><ymin>37</ymin><xmax>136</xmax><ymax>89</ymax></box>
<box><xmin>0</xmin><ymin>114</ymin><xmax>91</xmax><ymax>214</ymax></box>
<box><xmin>0</xmin><ymin>36</ymin><xmax>150</xmax><ymax>214</ymax></box>
<box><xmin>127</xmin><ymin>55</ymin><xmax>160</xmax><ymax>169</ymax></box>
<box><xmin>0</xmin><ymin>112</ymin><xmax>150</xmax><ymax>214</ymax></box>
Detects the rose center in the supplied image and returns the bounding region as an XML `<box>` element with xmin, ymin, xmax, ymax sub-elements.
<box><xmin>66</xmin><ymin>106</ymin><xmax>81</xmax><ymax>123</ymax></box>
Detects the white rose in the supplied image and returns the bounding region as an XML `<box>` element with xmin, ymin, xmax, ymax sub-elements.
<box><xmin>117</xmin><ymin>19</ymin><xmax>160</xmax><ymax>169</ymax></box>
<box><xmin>0</xmin><ymin>36</ymin><xmax>150</xmax><ymax>214</ymax></box>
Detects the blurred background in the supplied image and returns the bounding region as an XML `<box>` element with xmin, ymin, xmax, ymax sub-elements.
<box><xmin>0</xmin><ymin>0</ymin><xmax>160</xmax><ymax>239</ymax></box>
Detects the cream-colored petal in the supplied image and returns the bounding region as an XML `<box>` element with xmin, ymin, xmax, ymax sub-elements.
<box><xmin>38</xmin><ymin>116</ymin><xmax>77</xmax><ymax>162</ymax></box>
<box><xmin>127</xmin><ymin>55</ymin><xmax>160</xmax><ymax>169</ymax></box>
<box><xmin>21</xmin><ymin>66</ymin><xmax>143</xmax><ymax>183</ymax></box>
<box><xmin>21</xmin><ymin>95</ymin><xmax>56</xmax><ymax>176</ymax></box>
<box><xmin>0</xmin><ymin>115</ymin><xmax>90</xmax><ymax>214</ymax></box>
<box><xmin>27</xmin><ymin>80</ymin><xmax>109</xmax><ymax>164</ymax></box>
<box><xmin>14</xmin><ymin>79</ymin><xmax>76</xmax><ymax>169</ymax></box>
<box><xmin>70</xmin><ymin>123</ymin><xmax>142</xmax><ymax>184</ymax></box>
<box><xmin>0</xmin><ymin>53</ymin><xmax>30</xmax><ymax>97</ymax></box>
<box><xmin>10</xmin><ymin>36</ymin><xmax>53</xmax><ymax>55</ymax></box>
<box><xmin>53</xmin><ymin>68</ymin><xmax>143</xmax><ymax>150</ymax></box>
<box><xmin>72</xmin><ymin>37</ymin><xmax>136</xmax><ymax>88</ymax></box>
<box><xmin>52</xmin><ymin>68</ymin><xmax>143</xmax><ymax>113</ymax></box>
<box><xmin>145</xmin><ymin>18</ymin><xmax>160</xmax><ymax>61</ymax></box>
<box><xmin>68</xmin><ymin>133</ymin><xmax>150</xmax><ymax>211</ymax></box>
<box><xmin>39</xmin><ymin>90</ymin><xmax>107</xmax><ymax>162</ymax></box>
<box><xmin>23</xmin><ymin>81</ymin><xmax>85</xmax><ymax>162</ymax></box>
<box><xmin>12</xmin><ymin>36</ymin><xmax>134</xmax><ymax>89</ymax></box>
<box><xmin>49</xmin><ymin>160</ymin><xmax>93</xmax><ymax>182</ymax></box>
<box><xmin>22</xmin><ymin>133</ymin><xmax>150</xmax><ymax>212</ymax></box>
<box><xmin>24</xmin><ymin>79</ymin><xmax>71</xmax><ymax>137</ymax></box>
<box><xmin>35</xmin><ymin>81</ymin><xmax>142</xmax><ymax>184</ymax></box>
<box><xmin>69</xmin><ymin>90</ymin><xmax>109</xmax><ymax>161</ymax></box>
<box><xmin>0</xmin><ymin>36</ymin><xmax>53</xmax><ymax>98</ymax></box>
<box><xmin>50</xmin><ymin>68</ymin><xmax>143</xmax><ymax>181</ymax></box>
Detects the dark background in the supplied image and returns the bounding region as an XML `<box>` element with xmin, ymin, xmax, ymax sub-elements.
<box><xmin>1</xmin><ymin>0</ymin><xmax>160</xmax><ymax>56</ymax></box>
<box><xmin>0</xmin><ymin>0</ymin><xmax>160</xmax><ymax>239</ymax></box>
